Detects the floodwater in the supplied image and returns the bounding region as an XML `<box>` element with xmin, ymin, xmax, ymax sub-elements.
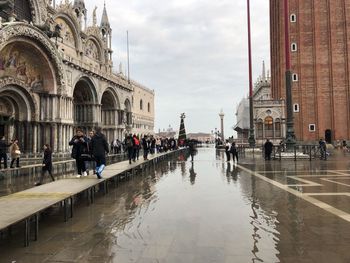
<box><xmin>1</xmin><ymin>147</ymin><xmax>350</xmax><ymax>262</ymax></box>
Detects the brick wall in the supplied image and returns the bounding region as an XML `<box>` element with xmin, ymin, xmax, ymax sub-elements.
<box><xmin>270</xmin><ymin>0</ymin><xmax>350</xmax><ymax>142</ymax></box>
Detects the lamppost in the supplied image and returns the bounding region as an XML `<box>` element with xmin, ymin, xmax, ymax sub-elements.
<box><xmin>284</xmin><ymin>0</ymin><xmax>296</xmax><ymax>149</ymax></box>
<box><xmin>247</xmin><ymin>0</ymin><xmax>255</xmax><ymax>147</ymax></box>
<box><xmin>219</xmin><ymin>109</ymin><xmax>225</xmax><ymax>141</ymax></box>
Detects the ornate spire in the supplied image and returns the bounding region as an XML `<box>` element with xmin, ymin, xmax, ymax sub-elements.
<box><xmin>101</xmin><ymin>2</ymin><xmax>110</xmax><ymax>29</ymax></box>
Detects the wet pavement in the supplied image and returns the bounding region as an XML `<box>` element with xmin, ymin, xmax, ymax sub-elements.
<box><xmin>1</xmin><ymin>147</ymin><xmax>350</xmax><ymax>262</ymax></box>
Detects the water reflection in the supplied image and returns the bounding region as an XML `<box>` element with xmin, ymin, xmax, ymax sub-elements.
<box><xmin>100</xmin><ymin>149</ymin><xmax>282</xmax><ymax>262</ymax></box>
<box><xmin>0</xmin><ymin>154</ymin><xmax>127</xmax><ymax>197</ymax></box>
<box><xmin>4</xmin><ymin>148</ymin><xmax>349</xmax><ymax>262</ymax></box>
<box><xmin>189</xmin><ymin>162</ymin><xmax>196</xmax><ymax>185</ymax></box>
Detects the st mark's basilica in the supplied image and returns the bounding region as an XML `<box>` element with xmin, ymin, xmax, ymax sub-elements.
<box><xmin>0</xmin><ymin>0</ymin><xmax>155</xmax><ymax>154</ymax></box>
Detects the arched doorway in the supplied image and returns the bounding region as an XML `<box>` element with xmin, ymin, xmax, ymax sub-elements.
<box><xmin>264</xmin><ymin>116</ymin><xmax>274</xmax><ymax>138</ymax></box>
<box><xmin>101</xmin><ymin>89</ymin><xmax>120</xmax><ymax>142</ymax></box>
<box><xmin>73</xmin><ymin>77</ymin><xmax>98</xmax><ymax>132</ymax></box>
<box><xmin>0</xmin><ymin>85</ymin><xmax>36</xmax><ymax>153</ymax></box>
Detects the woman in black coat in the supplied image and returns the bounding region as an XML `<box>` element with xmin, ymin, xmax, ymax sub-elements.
<box><xmin>35</xmin><ymin>144</ymin><xmax>55</xmax><ymax>186</ymax></box>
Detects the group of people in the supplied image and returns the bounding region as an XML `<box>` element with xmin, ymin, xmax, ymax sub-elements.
<box><xmin>36</xmin><ymin>127</ymin><xmax>109</xmax><ymax>185</ymax></box>
<box><xmin>224</xmin><ymin>140</ymin><xmax>239</xmax><ymax>163</ymax></box>
<box><xmin>123</xmin><ymin>135</ymin><xmax>178</xmax><ymax>164</ymax></box>
<box><xmin>0</xmin><ymin>137</ymin><xmax>21</xmax><ymax>169</ymax></box>
<box><xmin>69</xmin><ymin>127</ymin><xmax>109</xmax><ymax>179</ymax></box>
<box><xmin>223</xmin><ymin>139</ymin><xmax>274</xmax><ymax>162</ymax></box>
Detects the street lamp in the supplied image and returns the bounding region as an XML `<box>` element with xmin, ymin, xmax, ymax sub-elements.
<box><xmin>284</xmin><ymin>0</ymin><xmax>296</xmax><ymax>149</ymax></box>
<box><xmin>247</xmin><ymin>0</ymin><xmax>255</xmax><ymax>147</ymax></box>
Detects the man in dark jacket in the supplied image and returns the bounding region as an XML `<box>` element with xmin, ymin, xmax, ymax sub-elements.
<box><xmin>264</xmin><ymin>139</ymin><xmax>274</xmax><ymax>160</ymax></box>
<box><xmin>90</xmin><ymin>127</ymin><xmax>109</xmax><ymax>179</ymax></box>
<box><xmin>0</xmin><ymin>136</ymin><xmax>11</xmax><ymax>169</ymax></box>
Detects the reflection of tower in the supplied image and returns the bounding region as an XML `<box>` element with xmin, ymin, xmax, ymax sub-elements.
<box><xmin>219</xmin><ymin>109</ymin><xmax>225</xmax><ymax>141</ymax></box>
<box><xmin>178</xmin><ymin>113</ymin><xmax>186</xmax><ymax>140</ymax></box>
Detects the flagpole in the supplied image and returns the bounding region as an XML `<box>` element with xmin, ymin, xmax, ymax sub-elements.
<box><xmin>127</xmin><ymin>30</ymin><xmax>130</xmax><ymax>84</ymax></box>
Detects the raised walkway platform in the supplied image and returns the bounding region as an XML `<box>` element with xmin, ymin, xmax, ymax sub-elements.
<box><xmin>0</xmin><ymin>149</ymin><xmax>186</xmax><ymax>247</ymax></box>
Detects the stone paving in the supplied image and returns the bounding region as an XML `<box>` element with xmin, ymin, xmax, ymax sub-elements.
<box><xmin>0</xmin><ymin>148</ymin><xmax>350</xmax><ymax>262</ymax></box>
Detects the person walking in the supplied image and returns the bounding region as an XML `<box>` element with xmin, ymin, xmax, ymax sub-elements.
<box><xmin>35</xmin><ymin>144</ymin><xmax>54</xmax><ymax>186</ymax></box>
<box><xmin>319</xmin><ymin>138</ymin><xmax>327</xmax><ymax>160</ymax></box>
<box><xmin>91</xmin><ymin>127</ymin><xmax>109</xmax><ymax>179</ymax></box>
<box><xmin>264</xmin><ymin>139</ymin><xmax>273</xmax><ymax>160</ymax></box>
<box><xmin>188</xmin><ymin>140</ymin><xmax>196</xmax><ymax>162</ymax></box>
<box><xmin>225</xmin><ymin>140</ymin><xmax>231</xmax><ymax>162</ymax></box>
<box><xmin>230</xmin><ymin>142</ymin><xmax>239</xmax><ymax>164</ymax></box>
<box><xmin>10</xmin><ymin>139</ymin><xmax>20</xmax><ymax>168</ymax></box>
<box><xmin>142</xmin><ymin>135</ymin><xmax>150</xmax><ymax>160</ymax></box>
<box><xmin>125</xmin><ymin>134</ymin><xmax>134</xmax><ymax>164</ymax></box>
<box><xmin>85</xmin><ymin>130</ymin><xmax>95</xmax><ymax>175</ymax></box>
<box><xmin>69</xmin><ymin>128</ymin><xmax>89</xmax><ymax>178</ymax></box>
<box><xmin>0</xmin><ymin>136</ymin><xmax>11</xmax><ymax>169</ymax></box>
<box><xmin>133</xmin><ymin>134</ymin><xmax>140</xmax><ymax>161</ymax></box>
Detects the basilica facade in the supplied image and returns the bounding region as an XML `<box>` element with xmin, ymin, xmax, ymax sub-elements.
<box><xmin>0</xmin><ymin>0</ymin><xmax>155</xmax><ymax>154</ymax></box>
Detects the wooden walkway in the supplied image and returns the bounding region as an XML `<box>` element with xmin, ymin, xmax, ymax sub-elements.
<box><xmin>0</xmin><ymin>149</ymin><xmax>185</xmax><ymax>247</ymax></box>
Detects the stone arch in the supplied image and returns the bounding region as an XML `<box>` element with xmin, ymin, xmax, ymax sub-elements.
<box><xmin>101</xmin><ymin>88</ymin><xmax>122</xmax><ymax>142</ymax></box>
<box><xmin>72</xmin><ymin>76</ymin><xmax>98</xmax><ymax>103</ymax></box>
<box><xmin>53</xmin><ymin>13</ymin><xmax>82</xmax><ymax>50</ymax></box>
<box><xmin>0</xmin><ymin>83</ymin><xmax>37</xmax><ymax>152</ymax></box>
<box><xmin>73</xmin><ymin>76</ymin><xmax>98</xmax><ymax>125</ymax></box>
<box><xmin>0</xmin><ymin>40</ymin><xmax>57</xmax><ymax>94</ymax></box>
<box><xmin>0</xmin><ymin>23</ymin><xmax>65</xmax><ymax>93</ymax></box>
<box><xmin>0</xmin><ymin>84</ymin><xmax>36</xmax><ymax>122</ymax></box>
<box><xmin>84</xmin><ymin>36</ymin><xmax>104</xmax><ymax>62</ymax></box>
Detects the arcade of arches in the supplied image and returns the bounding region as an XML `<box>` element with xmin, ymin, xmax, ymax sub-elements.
<box><xmin>0</xmin><ymin>0</ymin><xmax>154</xmax><ymax>155</ymax></box>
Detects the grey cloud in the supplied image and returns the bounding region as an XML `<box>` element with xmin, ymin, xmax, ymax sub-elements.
<box><xmin>86</xmin><ymin>0</ymin><xmax>270</xmax><ymax>136</ymax></box>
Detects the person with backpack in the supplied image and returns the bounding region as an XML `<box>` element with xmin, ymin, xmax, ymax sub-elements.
<box><xmin>133</xmin><ymin>134</ymin><xmax>140</xmax><ymax>161</ymax></box>
<box><xmin>125</xmin><ymin>134</ymin><xmax>134</xmax><ymax>164</ymax></box>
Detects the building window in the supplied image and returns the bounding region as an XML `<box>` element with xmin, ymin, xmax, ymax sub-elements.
<box><xmin>309</xmin><ymin>124</ymin><xmax>316</xmax><ymax>132</ymax></box>
<box><xmin>294</xmin><ymin>104</ymin><xmax>300</xmax><ymax>112</ymax></box>
<box><xmin>256</xmin><ymin>119</ymin><xmax>263</xmax><ymax>139</ymax></box>
<box><xmin>275</xmin><ymin>118</ymin><xmax>281</xmax><ymax>137</ymax></box>
<box><xmin>264</xmin><ymin>116</ymin><xmax>274</xmax><ymax>138</ymax></box>
<box><xmin>291</xmin><ymin>43</ymin><xmax>297</xmax><ymax>52</ymax></box>
<box><xmin>140</xmin><ymin>99</ymin><xmax>143</xmax><ymax>110</ymax></box>
<box><xmin>290</xmin><ymin>14</ymin><xmax>297</xmax><ymax>23</ymax></box>
<box><xmin>148</xmin><ymin>103</ymin><xmax>150</xmax><ymax>113</ymax></box>
<box><xmin>292</xmin><ymin>73</ymin><xmax>298</xmax><ymax>82</ymax></box>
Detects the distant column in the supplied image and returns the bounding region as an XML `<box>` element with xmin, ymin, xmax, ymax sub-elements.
<box><xmin>219</xmin><ymin>109</ymin><xmax>225</xmax><ymax>141</ymax></box>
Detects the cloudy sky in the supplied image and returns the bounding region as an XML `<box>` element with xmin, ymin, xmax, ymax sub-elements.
<box><xmin>85</xmin><ymin>0</ymin><xmax>270</xmax><ymax>137</ymax></box>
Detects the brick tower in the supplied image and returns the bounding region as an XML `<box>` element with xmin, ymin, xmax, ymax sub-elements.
<box><xmin>270</xmin><ymin>0</ymin><xmax>350</xmax><ymax>143</ymax></box>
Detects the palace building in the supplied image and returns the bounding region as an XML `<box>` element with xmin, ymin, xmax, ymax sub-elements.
<box><xmin>270</xmin><ymin>0</ymin><xmax>350</xmax><ymax>143</ymax></box>
<box><xmin>0</xmin><ymin>0</ymin><xmax>155</xmax><ymax>154</ymax></box>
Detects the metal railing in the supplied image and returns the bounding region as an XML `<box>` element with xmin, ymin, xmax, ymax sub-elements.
<box><xmin>235</xmin><ymin>144</ymin><xmax>327</xmax><ymax>161</ymax></box>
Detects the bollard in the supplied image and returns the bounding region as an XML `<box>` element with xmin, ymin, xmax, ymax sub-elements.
<box><xmin>294</xmin><ymin>146</ymin><xmax>297</xmax><ymax>162</ymax></box>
